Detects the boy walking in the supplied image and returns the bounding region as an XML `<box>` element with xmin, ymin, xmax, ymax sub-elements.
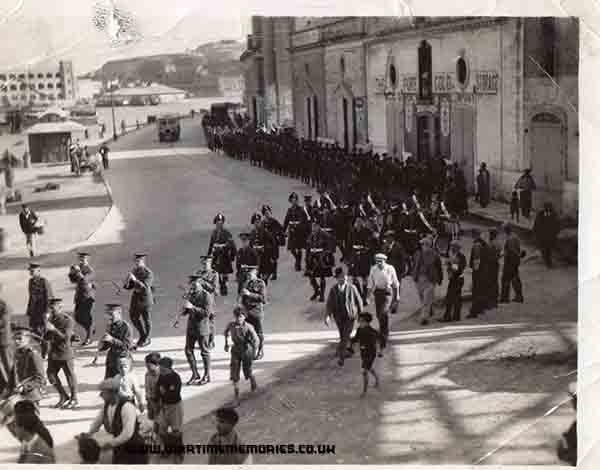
<box><xmin>144</xmin><ymin>352</ymin><xmax>161</xmax><ymax>420</ymax></box>
<box><xmin>207</xmin><ymin>407</ymin><xmax>252</xmax><ymax>464</ymax></box>
<box><xmin>224</xmin><ymin>307</ymin><xmax>259</xmax><ymax>406</ymax></box>
<box><xmin>349</xmin><ymin>312</ymin><xmax>381</xmax><ymax>398</ymax></box>
<box><xmin>156</xmin><ymin>356</ymin><xmax>184</xmax><ymax>464</ymax></box>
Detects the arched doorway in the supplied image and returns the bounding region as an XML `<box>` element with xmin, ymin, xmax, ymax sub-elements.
<box><xmin>529</xmin><ymin>112</ymin><xmax>565</xmax><ymax>211</ymax></box>
<box><xmin>416</xmin><ymin>112</ymin><xmax>438</xmax><ymax>162</ymax></box>
<box><xmin>334</xmin><ymin>82</ymin><xmax>355</xmax><ymax>150</ymax></box>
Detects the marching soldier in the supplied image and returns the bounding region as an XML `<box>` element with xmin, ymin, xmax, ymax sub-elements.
<box><xmin>8</xmin><ymin>327</ymin><xmax>45</xmax><ymax>412</ymax></box>
<box><xmin>283</xmin><ymin>192</ymin><xmax>310</xmax><ymax>272</ymax></box>
<box><xmin>305</xmin><ymin>218</ymin><xmax>336</xmax><ymax>302</ymax></box>
<box><xmin>207</xmin><ymin>213</ymin><xmax>237</xmax><ymax>296</ymax></box>
<box><xmin>68</xmin><ymin>252</ymin><xmax>96</xmax><ymax>346</ymax></box>
<box><xmin>261</xmin><ymin>205</ymin><xmax>285</xmax><ymax>281</ymax></box>
<box><xmin>123</xmin><ymin>253</ymin><xmax>154</xmax><ymax>349</ymax></box>
<box><xmin>303</xmin><ymin>194</ymin><xmax>317</xmax><ymax>221</ymax></box>
<box><xmin>347</xmin><ymin>217</ymin><xmax>379</xmax><ymax>304</ymax></box>
<box><xmin>100</xmin><ymin>304</ymin><xmax>132</xmax><ymax>379</ymax></box>
<box><xmin>44</xmin><ymin>298</ymin><xmax>78</xmax><ymax>409</ymax></box>
<box><xmin>195</xmin><ymin>255</ymin><xmax>219</xmax><ymax>296</ymax></box>
<box><xmin>239</xmin><ymin>265</ymin><xmax>267</xmax><ymax>359</ymax></box>
<box><xmin>26</xmin><ymin>263</ymin><xmax>53</xmax><ymax>359</ymax></box>
<box><xmin>334</xmin><ymin>195</ymin><xmax>354</xmax><ymax>262</ymax></box>
<box><xmin>173</xmin><ymin>273</ymin><xmax>215</xmax><ymax>385</ymax></box>
<box><xmin>236</xmin><ymin>232</ymin><xmax>259</xmax><ymax>296</ymax></box>
<box><xmin>249</xmin><ymin>213</ymin><xmax>277</xmax><ymax>285</ymax></box>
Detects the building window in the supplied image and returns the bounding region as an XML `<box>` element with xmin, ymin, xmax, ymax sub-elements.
<box><xmin>541</xmin><ymin>17</ymin><xmax>556</xmax><ymax>77</ymax></box>
<box><xmin>55</xmin><ymin>72</ymin><xmax>61</xmax><ymax>78</ymax></box>
<box><xmin>9</xmin><ymin>74</ymin><xmax>15</xmax><ymax>79</ymax></box>
<box><xmin>58</xmin><ymin>93</ymin><xmax>64</xmax><ymax>99</ymax></box>
<box><xmin>340</xmin><ymin>56</ymin><xmax>345</xmax><ymax>77</ymax></box>
<box><xmin>20</xmin><ymin>94</ymin><xmax>27</xmax><ymax>100</ymax></box>
<box><xmin>19</xmin><ymin>83</ymin><xmax>26</xmax><ymax>90</ymax></box>
<box><xmin>0</xmin><ymin>74</ymin><xmax>5</xmax><ymax>81</ymax></box>
<box><xmin>37</xmin><ymin>73</ymin><xmax>43</xmax><ymax>79</ymax></box>
<box><xmin>389</xmin><ymin>63</ymin><xmax>397</xmax><ymax>88</ymax></box>
<box><xmin>56</xmin><ymin>83</ymin><xmax>62</xmax><ymax>88</ymax></box>
<box><xmin>18</xmin><ymin>73</ymin><xmax>25</xmax><ymax>79</ymax></box>
<box><xmin>418</xmin><ymin>40</ymin><xmax>432</xmax><ymax>100</ymax></box>
<box><xmin>28</xmin><ymin>73</ymin><xmax>34</xmax><ymax>79</ymax></box>
<box><xmin>46</xmin><ymin>73</ymin><xmax>53</xmax><ymax>79</ymax></box>
<box><xmin>38</xmin><ymin>83</ymin><xmax>44</xmax><ymax>89</ymax></box>
<box><xmin>456</xmin><ymin>57</ymin><xmax>468</xmax><ymax>87</ymax></box>
<box><xmin>48</xmin><ymin>94</ymin><xmax>55</xmax><ymax>100</ymax></box>
<box><xmin>47</xmin><ymin>83</ymin><xmax>54</xmax><ymax>89</ymax></box>
<box><xmin>38</xmin><ymin>95</ymin><xmax>45</xmax><ymax>100</ymax></box>
<box><xmin>9</xmin><ymin>85</ymin><xmax>16</xmax><ymax>91</ymax></box>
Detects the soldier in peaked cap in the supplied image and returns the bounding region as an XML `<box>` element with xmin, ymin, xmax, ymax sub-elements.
<box><xmin>173</xmin><ymin>273</ymin><xmax>215</xmax><ymax>385</ymax></box>
<box><xmin>44</xmin><ymin>297</ymin><xmax>78</xmax><ymax>409</ymax></box>
<box><xmin>283</xmin><ymin>192</ymin><xmax>310</xmax><ymax>272</ymax></box>
<box><xmin>195</xmin><ymin>255</ymin><xmax>218</xmax><ymax>297</ymax></box>
<box><xmin>249</xmin><ymin>212</ymin><xmax>277</xmax><ymax>286</ymax></box>
<box><xmin>101</xmin><ymin>303</ymin><xmax>132</xmax><ymax>379</ymax></box>
<box><xmin>208</xmin><ymin>213</ymin><xmax>236</xmax><ymax>296</ymax></box>
<box><xmin>68</xmin><ymin>252</ymin><xmax>96</xmax><ymax>346</ymax></box>
<box><xmin>236</xmin><ymin>232</ymin><xmax>259</xmax><ymax>296</ymax></box>
<box><xmin>26</xmin><ymin>263</ymin><xmax>53</xmax><ymax>359</ymax></box>
<box><xmin>305</xmin><ymin>218</ymin><xmax>336</xmax><ymax>302</ymax></box>
<box><xmin>123</xmin><ymin>253</ymin><xmax>154</xmax><ymax>350</ymax></box>
<box><xmin>239</xmin><ymin>265</ymin><xmax>267</xmax><ymax>359</ymax></box>
<box><xmin>261</xmin><ymin>204</ymin><xmax>285</xmax><ymax>281</ymax></box>
<box><xmin>8</xmin><ymin>327</ymin><xmax>45</xmax><ymax>411</ymax></box>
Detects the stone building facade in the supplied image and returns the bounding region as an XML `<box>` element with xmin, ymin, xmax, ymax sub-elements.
<box><xmin>365</xmin><ymin>16</ymin><xmax>578</xmax><ymax>214</ymax></box>
<box><xmin>243</xmin><ymin>16</ymin><xmax>579</xmax><ymax>216</ymax></box>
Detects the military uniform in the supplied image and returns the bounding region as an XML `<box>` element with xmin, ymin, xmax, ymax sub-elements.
<box><xmin>182</xmin><ymin>281</ymin><xmax>215</xmax><ymax>385</ymax></box>
<box><xmin>101</xmin><ymin>318</ymin><xmax>132</xmax><ymax>379</ymax></box>
<box><xmin>240</xmin><ymin>275</ymin><xmax>266</xmax><ymax>358</ymax></box>
<box><xmin>261</xmin><ymin>210</ymin><xmax>285</xmax><ymax>280</ymax></box>
<box><xmin>236</xmin><ymin>240</ymin><xmax>259</xmax><ymax>295</ymax></box>
<box><xmin>283</xmin><ymin>201</ymin><xmax>310</xmax><ymax>271</ymax></box>
<box><xmin>207</xmin><ymin>225</ymin><xmax>236</xmax><ymax>296</ymax></box>
<box><xmin>45</xmin><ymin>307</ymin><xmax>78</xmax><ymax>407</ymax></box>
<box><xmin>9</xmin><ymin>341</ymin><xmax>45</xmax><ymax>405</ymax></box>
<box><xmin>250</xmin><ymin>224</ymin><xmax>277</xmax><ymax>285</ymax></box>
<box><xmin>305</xmin><ymin>227</ymin><xmax>336</xmax><ymax>302</ymax></box>
<box><xmin>68</xmin><ymin>261</ymin><xmax>95</xmax><ymax>342</ymax></box>
<box><xmin>123</xmin><ymin>262</ymin><xmax>154</xmax><ymax>348</ymax></box>
<box><xmin>26</xmin><ymin>271</ymin><xmax>53</xmax><ymax>358</ymax></box>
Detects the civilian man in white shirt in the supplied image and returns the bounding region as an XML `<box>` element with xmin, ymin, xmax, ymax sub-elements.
<box><xmin>367</xmin><ymin>253</ymin><xmax>400</xmax><ymax>357</ymax></box>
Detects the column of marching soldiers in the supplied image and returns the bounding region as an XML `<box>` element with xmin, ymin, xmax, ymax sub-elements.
<box><xmin>0</xmin><ymin>118</ymin><xmax>525</xmax><ymax>463</ymax></box>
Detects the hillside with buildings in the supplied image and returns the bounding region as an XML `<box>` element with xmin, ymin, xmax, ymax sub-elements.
<box><xmin>91</xmin><ymin>40</ymin><xmax>245</xmax><ymax>97</ymax></box>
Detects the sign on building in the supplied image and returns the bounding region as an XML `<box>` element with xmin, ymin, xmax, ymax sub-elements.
<box><xmin>475</xmin><ymin>71</ymin><xmax>499</xmax><ymax>94</ymax></box>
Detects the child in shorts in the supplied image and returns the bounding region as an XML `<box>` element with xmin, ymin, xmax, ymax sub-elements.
<box><xmin>350</xmin><ymin>312</ymin><xmax>381</xmax><ymax>397</ymax></box>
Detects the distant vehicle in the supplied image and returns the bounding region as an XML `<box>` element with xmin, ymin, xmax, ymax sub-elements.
<box><xmin>158</xmin><ymin>113</ymin><xmax>181</xmax><ymax>142</ymax></box>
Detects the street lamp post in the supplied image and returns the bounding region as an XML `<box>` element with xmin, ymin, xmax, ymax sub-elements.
<box><xmin>111</xmin><ymin>86</ymin><xmax>117</xmax><ymax>141</ymax></box>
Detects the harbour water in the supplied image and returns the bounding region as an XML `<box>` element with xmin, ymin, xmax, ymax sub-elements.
<box><xmin>95</xmin><ymin>95</ymin><xmax>242</xmax><ymax>128</ymax></box>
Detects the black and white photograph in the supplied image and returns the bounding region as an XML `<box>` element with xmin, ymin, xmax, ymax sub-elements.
<box><xmin>0</xmin><ymin>0</ymin><xmax>591</xmax><ymax>467</ymax></box>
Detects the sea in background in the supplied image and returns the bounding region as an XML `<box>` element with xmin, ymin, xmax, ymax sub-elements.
<box><xmin>95</xmin><ymin>95</ymin><xmax>243</xmax><ymax>128</ymax></box>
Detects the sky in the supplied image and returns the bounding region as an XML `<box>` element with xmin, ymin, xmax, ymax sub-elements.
<box><xmin>0</xmin><ymin>0</ymin><xmax>251</xmax><ymax>75</ymax></box>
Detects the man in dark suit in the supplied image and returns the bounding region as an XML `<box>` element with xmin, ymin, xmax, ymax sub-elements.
<box><xmin>123</xmin><ymin>253</ymin><xmax>154</xmax><ymax>349</ymax></box>
<box><xmin>533</xmin><ymin>202</ymin><xmax>561</xmax><ymax>268</ymax></box>
<box><xmin>18</xmin><ymin>204</ymin><xmax>39</xmax><ymax>258</ymax></box>
<box><xmin>101</xmin><ymin>304</ymin><xmax>132</xmax><ymax>379</ymax></box>
<box><xmin>68</xmin><ymin>252</ymin><xmax>96</xmax><ymax>346</ymax></box>
<box><xmin>44</xmin><ymin>298</ymin><xmax>78</xmax><ymax>409</ymax></box>
<box><xmin>325</xmin><ymin>267</ymin><xmax>363</xmax><ymax>366</ymax></box>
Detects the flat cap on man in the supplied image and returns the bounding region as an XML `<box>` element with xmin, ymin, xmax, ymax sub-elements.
<box><xmin>134</xmin><ymin>253</ymin><xmax>148</xmax><ymax>259</ymax></box>
<box><xmin>374</xmin><ymin>253</ymin><xmax>388</xmax><ymax>261</ymax></box>
<box><xmin>105</xmin><ymin>303</ymin><xmax>122</xmax><ymax>310</ymax></box>
<box><xmin>48</xmin><ymin>297</ymin><xmax>63</xmax><ymax>304</ymax></box>
<box><xmin>77</xmin><ymin>251</ymin><xmax>90</xmax><ymax>257</ymax></box>
<box><xmin>241</xmin><ymin>264</ymin><xmax>258</xmax><ymax>271</ymax></box>
<box><xmin>199</xmin><ymin>255</ymin><xmax>213</xmax><ymax>260</ymax></box>
<box><xmin>28</xmin><ymin>263</ymin><xmax>41</xmax><ymax>270</ymax></box>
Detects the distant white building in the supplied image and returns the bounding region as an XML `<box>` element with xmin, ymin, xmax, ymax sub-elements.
<box><xmin>77</xmin><ymin>78</ymin><xmax>103</xmax><ymax>100</ymax></box>
<box><xmin>219</xmin><ymin>75</ymin><xmax>245</xmax><ymax>96</ymax></box>
<box><xmin>0</xmin><ymin>60</ymin><xmax>77</xmax><ymax>107</ymax></box>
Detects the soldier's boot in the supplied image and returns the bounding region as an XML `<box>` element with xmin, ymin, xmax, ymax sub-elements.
<box><xmin>360</xmin><ymin>372</ymin><xmax>368</xmax><ymax>398</ymax></box>
<box><xmin>294</xmin><ymin>251</ymin><xmax>302</xmax><ymax>272</ymax></box>
<box><xmin>309</xmin><ymin>278</ymin><xmax>319</xmax><ymax>301</ymax></box>
<box><xmin>185</xmin><ymin>350</ymin><xmax>201</xmax><ymax>385</ymax></box>
<box><xmin>319</xmin><ymin>278</ymin><xmax>326</xmax><ymax>302</ymax></box>
<box><xmin>198</xmin><ymin>355</ymin><xmax>211</xmax><ymax>385</ymax></box>
<box><xmin>250</xmin><ymin>375</ymin><xmax>258</xmax><ymax>392</ymax></box>
<box><xmin>51</xmin><ymin>380</ymin><xmax>69</xmax><ymax>408</ymax></box>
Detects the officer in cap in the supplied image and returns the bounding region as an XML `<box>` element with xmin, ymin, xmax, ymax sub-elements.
<box><xmin>26</xmin><ymin>263</ymin><xmax>53</xmax><ymax>359</ymax></box>
<box><xmin>44</xmin><ymin>297</ymin><xmax>78</xmax><ymax>409</ymax></box>
<box><xmin>283</xmin><ymin>192</ymin><xmax>310</xmax><ymax>272</ymax></box>
<box><xmin>208</xmin><ymin>213</ymin><xmax>236</xmax><ymax>296</ymax></box>
<box><xmin>173</xmin><ymin>273</ymin><xmax>215</xmax><ymax>385</ymax></box>
<box><xmin>305</xmin><ymin>216</ymin><xmax>336</xmax><ymax>302</ymax></box>
<box><xmin>123</xmin><ymin>253</ymin><xmax>154</xmax><ymax>349</ymax></box>
<box><xmin>8</xmin><ymin>327</ymin><xmax>45</xmax><ymax>411</ymax></box>
<box><xmin>101</xmin><ymin>303</ymin><xmax>132</xmax><ymax>379</ymax></box>
<box><xmin>249</xmin><ymin>212</ymin><xmax>277</xmax><ymax>285</ymax></box>
<box><xmin>261</xmin><ymin>204</ymin><xmax>285</xmax><ymax>281</ymax></box>
<box><xmin>239</xmin><ymin>264</ymin><xmax>267</xmax><ymax>359</ymax></box>
<box><xmin>68</xmin><ymin>252</ymin><xmax>96</xmax><ymax>346</ymax></box>
<box><xmin>195</xmin><ymin>255</ymin><xmax>218</xmax><ymax>296</ymax></box>
<box><xmin>236</xmin><ymin>232</ymin><xmax>259</xmax><ymax>296</ymax></box>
